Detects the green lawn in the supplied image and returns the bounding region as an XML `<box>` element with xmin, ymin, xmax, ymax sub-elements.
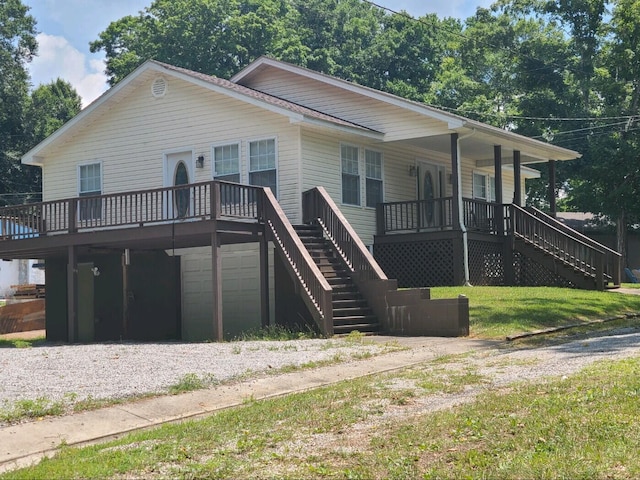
<box><xmin>431</xmin><ymin>286</ymin><xmax>640</xmax><ymax>338</ymax></box>
<box><xmin>6</xmin><ymin>353</ymin><xmax>640</xmax><ymax>479</ymax></box>
<box><xmin>3</xmin><ymin>286</ymin><xmax>640</xmax><ymax>479</ymax></box>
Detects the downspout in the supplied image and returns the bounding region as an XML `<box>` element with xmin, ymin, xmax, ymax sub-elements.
<box><xmin>456</xmin><ymin>129</ymin><xmax>476</xmax><ymax>286</ymax></box>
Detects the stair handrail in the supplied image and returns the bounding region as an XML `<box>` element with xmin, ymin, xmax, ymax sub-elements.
<box><xmin>511</xmin><ymin>204</ymin><xmax>606</xmax><ymax>288</ymax></box>
<box><xmin>302</xmin><ymin>186</ymin><xmax>387</xmax><ymax>281</ymax></box>
<box><xmin>260</xmin><ymin>187</ymin><xmax>333</xmax><ymax>336</ymax></box>
<box><xmin>526</xmin><ymin>206</ymin><xmax>621</xmax><ymax>285</ymax></box>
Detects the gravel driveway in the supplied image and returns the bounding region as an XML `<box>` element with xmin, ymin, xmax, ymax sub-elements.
<box><xmin>0</xmin><ymin>339</ymin><xmax>385</xmax><ymax>405</ymax></box>
<box><xmin>2</xmin><ymin>327</ymin><xmax>639</xmax><ymax>416</ymax></box>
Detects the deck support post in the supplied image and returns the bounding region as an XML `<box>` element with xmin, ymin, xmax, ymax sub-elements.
<box><xmin>513</xmin><ymin>150</ymin><xmax>522</xmax><ymax>206</ymax></box>
<box><xmin>548</xmin><ymin>160</ymin><xmax>557</xmax><ymax>217</ymax></box>
<box><xmin>260</xmin><ymin>234</ymin><xmax>270</xmax><ymax>328</ymax></box>
<box><xmin>67</xmin><ymin>245</ymin><xmax>77</xmax><ymax>342</ymax></box>
<box><xmin>211</xmin><ymin>232</ymin><xmax>223</xmax><ymax>341</ymax></box>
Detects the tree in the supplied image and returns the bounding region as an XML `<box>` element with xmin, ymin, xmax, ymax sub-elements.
<box><xmin>16</xmin><ymin>80</ymin><xmax>82</xmax><ymax>202</ymax></box>
<box><xmin>90</xmin><ymin>0</ymin><xmax>304</xmax><ymax>84</ymax></box>
<box><xmin>0</xmin><ymin>0</ymin><xmax>37</xmax><ymax>204</ymax></box>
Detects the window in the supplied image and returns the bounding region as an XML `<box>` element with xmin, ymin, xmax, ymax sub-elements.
<box><xmin>472</xmin><ymin>172</ymin><xmax>495</xmax><ymax>201</ymax></box>
<box><xmin>341</xmin><ymin>145</ymin><xmax>360</xmax><ymax>205</ymax></box>
<box><xmin>249</xmin><ymin>139</ymin><xmax>277</xmax><ymax>196</ymax></box>
<box><xmin>79</xmin><ymin>163</ymin><xmax>102</xmax><ymax>220</ymax></box>
<box><xmin>365</xmin><ymin>150</ymin><xmax>383</xmax><ymax>208</ymax></box>
<box><xmin>213</xmin><ymin>143</ymin><xmax>240</xmax><ymax>183</ymax></box>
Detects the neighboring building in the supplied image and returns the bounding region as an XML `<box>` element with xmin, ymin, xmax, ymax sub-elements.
<box><xmin>0</xmin><ymin>58</ymin><xmax>619</xmax><ymax>343</ymax></box>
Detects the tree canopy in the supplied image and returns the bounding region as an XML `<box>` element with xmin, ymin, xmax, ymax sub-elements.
<box><xmin>0</xmin><ymin>0</ymin><xmax>82</xmax><ymax>205</ymax></box>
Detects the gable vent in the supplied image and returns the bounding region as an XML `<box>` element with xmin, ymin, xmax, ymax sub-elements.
<box><xmin>151</xmin><ymin>77</ymin><xmax>167</xmax><ymax>98</ymax></box>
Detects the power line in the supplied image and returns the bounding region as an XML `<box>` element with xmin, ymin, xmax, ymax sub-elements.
<box><xmin>361</xmin><ymin>0</ymin><xmax>600</xmax><ymax>82</ymax></box>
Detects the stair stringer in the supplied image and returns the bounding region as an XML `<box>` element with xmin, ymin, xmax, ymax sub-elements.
<box><xmin>512</xmin><ymin>236</ymin><xmax>598</xmax><ymax>290</ymax></box>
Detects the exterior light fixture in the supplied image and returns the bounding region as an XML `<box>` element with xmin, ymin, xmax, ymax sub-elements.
<box><xmin>196</xmin><ymin>155</ymin><xmax>205</xmax><ymax>168</ymax></box>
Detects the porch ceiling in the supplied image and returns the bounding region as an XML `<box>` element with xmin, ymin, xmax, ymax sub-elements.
<box><xmin>391</xmin><ymin>130</ymin><xmax>579</xmax><ymax>166</ymax></box>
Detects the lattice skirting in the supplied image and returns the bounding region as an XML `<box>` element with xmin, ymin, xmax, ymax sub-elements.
<box><xmin>469</xmin><ymin>240</ymin><xmax>504</xmax><ymax>286</ymax></box>
<box><xmin>512</xmin><ymin>251</ymin><xmax>575</xmax><ymax>288</ymax></box>
<box><xmin>374</xmin><ymin>236</ymin><xmax>578</xmax><ymax>288</ymax></box>
<box><xmin>374</xmin><ymin>239</ymin><xmax>455</xmax><ymax>287</ymax></box>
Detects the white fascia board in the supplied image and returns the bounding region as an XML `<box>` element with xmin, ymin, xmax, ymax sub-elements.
<box><xmin>291</xmin><ymin>117</ymin><xmax>384</xmax><ymax>141</ymax></box>
<box><xmin>22</xmin><ymin>60</ymin><xmax>164</xmax><ymax>165</ymax></box>
<box><xmin>233</xmin><ymin>57</ymin><xmax>466</xmax><ymax>129</ymax></box>
<box><xmin>466</xmin><ymin>119</ymin><xmax>581</xmax><ymax>161</ymax></box>
<box><xmin>161</xmin><ymin>67</ymin><xmax>308</xmax><ymax>123</ymax></box>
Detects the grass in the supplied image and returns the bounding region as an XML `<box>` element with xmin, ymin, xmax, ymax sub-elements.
<box><xmin>6</xmin><ymin>354</ymin><xmax>640</xmax><ymax>479</ymax></box>
<box><xmin>0</xmin><ymin>336</ymin><xmax>46</xmax><ymax>348</ymax></box>
<box><xmin>230</xmin><ymin>324</ymin><xmax>319</xmax><ymax>341</ymax></box>
<box><xmin>430</xmin><ymin>286</ymin><xmax>640</xmax><ymax>338</ymax></box>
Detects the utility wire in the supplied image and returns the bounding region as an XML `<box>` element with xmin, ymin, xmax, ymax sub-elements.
<box><xmin>362</xmin><ymin>0</ymin><xmax>601</xmax><ymax>82</ymax></box>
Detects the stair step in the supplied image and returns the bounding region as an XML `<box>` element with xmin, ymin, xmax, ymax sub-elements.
<box><xmin>333</xmin><ymin>307</ymin><xmax>374</xmax><ymax>317</ymax></box>
<box><xmin>333</xmin><ymin>315</ymin><xmax>377</xmax><ymax>326</ymax></box>
<box><xmin>332</xmin><ymin>299</ymin><xmax>367</xmax><ymax>308</ymax></box>
<box><xmin>333</xmin><ymin>323</ymin><xmax>381</xmax><ymax>334</ymax></box>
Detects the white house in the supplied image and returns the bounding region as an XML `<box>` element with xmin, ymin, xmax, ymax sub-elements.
<box><xmin>0</xmin><ymin>57</ymin><xmax>618</xmax><ymax>342</ymax></box>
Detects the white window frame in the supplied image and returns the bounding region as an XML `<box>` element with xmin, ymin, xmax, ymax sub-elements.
<box><xmin>364</xmin><ymin>149</ymin><xmax>384</xmax><ymax>208</ymax></box>
<box><xmin>248</xmin><ymin>137</ymin><xmax>278</xmax><ymax>197</ymax></box>
<box><xmin>341</xmin><ymin>143</ymin><xmax>361</xmax><ymax>206</ymax></box>
<box><xmin>77</xmin><ymin>161</ymin><xmax>103</xmax><ymax>221</ymax></box>
<box><xmin>211</xmin><ymin>141</ymin><xmax>241</xmax><ymax>183</ymax></box>
<box><xmin>472</xmin><ymin>171</ymin><xmax>496</xmax><ymax>202</ymax></box>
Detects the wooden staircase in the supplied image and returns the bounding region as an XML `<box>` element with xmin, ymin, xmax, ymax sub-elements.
<box><xmin>510</xmin><ymin>205</ymin><xmax>621</xmax><ymax>290</ymax></box>
<box><xmin>294</xmin><ymin>224</ymin><xmax>380</xmax><ymax>334</ymax></box>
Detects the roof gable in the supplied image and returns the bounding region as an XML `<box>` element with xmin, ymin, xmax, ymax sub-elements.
<box><xmin>22</xmin><ymin>60</ymin><xmax>381</xmax><ymax>165</ymax></box>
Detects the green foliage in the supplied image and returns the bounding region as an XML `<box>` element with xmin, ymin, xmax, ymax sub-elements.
<box><xmin>430</xmin><ymin>286</ymin><xmax>640</xmax><ymax>338</ymax></box>
<box><xmin>168</xmin><ymin>373</ymin><xmax>217</xmax><ymax>394</ymax></box>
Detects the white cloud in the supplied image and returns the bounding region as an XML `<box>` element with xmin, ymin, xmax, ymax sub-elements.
<box><xmin>28</xmin><ymin>33</ymin><xmax>108</xmax><ymax>108</ymax></box>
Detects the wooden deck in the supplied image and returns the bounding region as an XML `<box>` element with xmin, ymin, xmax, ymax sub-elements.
<box><xmin>0</xmin><ymin>180</ymin><xmax>264</xmax><ymax>258</ymax></box>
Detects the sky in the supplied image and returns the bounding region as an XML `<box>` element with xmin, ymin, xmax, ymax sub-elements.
<box><xmin>25</xmin><ymin>0</ymin><xmax>493</xmax><ymax>107</ymax></box>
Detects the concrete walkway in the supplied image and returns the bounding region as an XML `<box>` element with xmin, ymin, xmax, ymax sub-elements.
<box><xmin>0</xmin><ymin>336</ymin><xmax>497</xmax><ymax>473</ymax></box>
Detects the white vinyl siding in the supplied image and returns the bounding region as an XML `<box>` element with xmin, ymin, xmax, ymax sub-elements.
<box><xmin>249</xmin><ymin>138</ymin><xmax>277</xmax><ymax>197</ymax></box>
<box><xmin>341</xmin><ymin>144</ymin><xmax>360</xmax><ymax>205</ymax></box>
<box><xmin>41</xmin><ymin>75</ymin><xmax>299</xmax><ymax>218</ymax></box>
<box><xmin>78</xmin><ymin>162</ymin><xmax>101</xmax><ymax>220</ymax></box>
<box><xmin>365</xmin><ymin>149</ymin><xmax>383</xmax><ymax>208</ymax></box>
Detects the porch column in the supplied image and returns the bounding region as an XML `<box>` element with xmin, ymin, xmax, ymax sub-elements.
<box><xmin>548</xmin><ymin>160</ymin><xmax>557</xmax><ymax>217</ymax></box>
<box><xmin>513</xmin><ymin>150</ymin><xmax>522</xmax><ymax>206</ymax></box>
<box><xmin>211</xmin><ymin>232</ymin><xmax>223</xmax><ymax>341</ymax></box>
<box><xmin>259</xmin><ymin>234</ymin><xmax>270</xmax><ymax>328</ymax></box>
<box><xmin>67</xmin><ymin>245</ymin><xmax>77</xmax><ymax>342</ymax></box>
<box><xmin>450</xmin><ymin>133</ymin><xmax>461</xmax><ymax>230</ymax></box>
<box><xmin>494</xmin><ymin>145</ymin><xmax>504</xmax><ymax>235</ymax></box>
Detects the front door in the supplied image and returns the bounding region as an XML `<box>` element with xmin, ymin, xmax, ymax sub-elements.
<box><xmin>164</xmin><ymin>151</ymin><xmax>193</xmax><ymax>219</ymax></box>
<box><xmin>417</xmin><ymin>161</ymin><xmax>445</xmax><ymax>228</ymax></box>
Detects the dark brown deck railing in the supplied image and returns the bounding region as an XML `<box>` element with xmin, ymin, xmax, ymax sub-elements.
<box><xmin>377</xmin><ymin>197</ymin><xmax>504</xmax><ymax>235</ymax></box>
<box><xmin>262</xmin><ymin>188</ymin><xmax>333</xmax><ymax>336</ymax></box>
<box><xmin>526</xmin><ymin>207</ymin><xmax>621</xmax><ymax>286</ymax></box>
<box><xmin>463</xmin><ymin>198</ymin><xmax>501</xmax><ymax>234</ymax></box>
<box><xmin>376</xmin><ymin>197</ymin><xmax>453</xmax><ymax>235</ymax></box>
<box><xmin>303</xmin><ymin>186</ymin><xmax>387</xmax><ymax>281</ymax></box>
<box><xmin>0</xmin><ymin>180</ymin><xmax>261</xmax><ymax>240</ymax></box>
<box><xmin>510</xmin><ymin>204</ymin><xmax>606</xmax><ymax>288</ymax></box>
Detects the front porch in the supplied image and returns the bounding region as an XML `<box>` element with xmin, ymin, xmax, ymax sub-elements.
<box><xmin>374</xmin><ymin>198</ymin><xmax>622</xmax><ymax>290</ymax></box>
